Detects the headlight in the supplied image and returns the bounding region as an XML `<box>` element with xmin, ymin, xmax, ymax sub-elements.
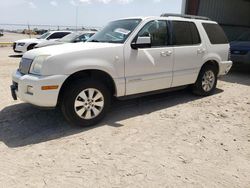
<box><xmin>17</xmin><ymin>43</ymin><xmax>25</xmax><ymax>46</ymax></box>
<box><xmin>29</xmin><ymin>55</ymin><xmax>50</xmax><ymax>75</ymax></box>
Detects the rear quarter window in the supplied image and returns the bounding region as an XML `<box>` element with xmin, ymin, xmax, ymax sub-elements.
<box><xmin>172</xmin><ymin>21</ymin><xmax>201</xmax><ymax>46</ymax></box>
<box><xmin>202</xmin><ymin>23</ymin><xmax>228</xmax><ymax>44</ymax></box>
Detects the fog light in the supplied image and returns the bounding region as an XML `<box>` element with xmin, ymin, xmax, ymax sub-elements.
<box><xmin>27</xmin><ymin>85</ymin><xmax>34</xmax><ymax>95</ymax></box>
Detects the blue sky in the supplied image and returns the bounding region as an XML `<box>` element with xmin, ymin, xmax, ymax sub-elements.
<box><xmin>0</xmin><ymin>0</ymin><xmax>183</xmax><ymax>27</ymax></box>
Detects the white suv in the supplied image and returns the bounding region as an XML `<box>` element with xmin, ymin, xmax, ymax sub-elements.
<box><xmin>11</xmin><ymin>14</ymin><xmax>232</xmax><ymax>126</ymax></box>
<box><xmin>13</xmin><ymin>31</ymin><xmax>72</xmax><ymax>53</ymax></box>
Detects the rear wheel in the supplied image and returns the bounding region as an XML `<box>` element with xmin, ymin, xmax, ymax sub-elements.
<box><xmin>192</xmin><ymin>64</ymin><xmax>218</xmax><ymax>96</ymax></box>
<box><xmin>61</xmin><ymin>79</ymin><xmax>111</xmax><ymax>127</ymax></box>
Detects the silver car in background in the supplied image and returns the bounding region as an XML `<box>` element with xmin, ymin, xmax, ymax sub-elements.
<box><xmin>34</xmin><ymin>31</ymin><xmax>97</xmax><ymax>48</ymax></box>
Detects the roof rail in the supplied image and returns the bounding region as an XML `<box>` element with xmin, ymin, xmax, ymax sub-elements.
<box><xmin>160</xmin><ymin>13</ymin><xmax>211</xmax><ymax>21</ymax></box>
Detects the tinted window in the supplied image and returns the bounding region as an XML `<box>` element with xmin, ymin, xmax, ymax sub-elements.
<box><xmin>138</xmin><ymin>20</ymin><xmax>168</xmax><ymax>47</ymax></box>
<box><xmin>202</xmin><ymin>23</ymin><xmax>228</xmax><ymax>44</ymax></box>
<box><xmin>172</xmin><ymin>21</ymin><xmax>201</xmax><ymax>46</ymax></box>
<box><xmin>48</xmin><ymin>32</ymin><xmax>70</xmax><ymax>39</ymax></box>
<box><xmin>88</xmin><ymin>19</ymin><xmax>141</xmax><ymax>43</ymax></box>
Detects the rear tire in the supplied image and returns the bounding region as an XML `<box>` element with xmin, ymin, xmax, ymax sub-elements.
<box><xmin>61</xmin><ymin>79</ymin><xmax>111</xmax><ymax>127</ymax></box>
<box><xmin>192</xmin><ymin>64</ymin><xmax>218</xmax><ymax>96</ymax></box>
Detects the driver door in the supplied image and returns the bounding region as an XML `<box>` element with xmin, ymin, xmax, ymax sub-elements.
<box><xmin>124</xmin><ymin>20</ymin><xmax>174</xmax><ymax>95</ymax></box>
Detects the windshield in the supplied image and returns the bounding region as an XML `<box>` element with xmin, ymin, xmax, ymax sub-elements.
<box><xmin>88</xmin><ymin>19</ymin><xmax>141</xmax><ymax>43</ymax></box>
<box><xmin>59</xmin><ymin>33</ymin><xmax>80</xmax><ymax>42</ymax></box>
<box><xmin>237</xmin><ymin>31</ymin><xmax>250</xmax><ymax>41</ymax></box>
<box><xmin>37</xmin><ymin>32</ymin><xmax>51</xmax><ymax>39</ymax></box>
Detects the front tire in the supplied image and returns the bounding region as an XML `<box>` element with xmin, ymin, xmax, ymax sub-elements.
<box><xmin>61</xmin><ymin>79</ymin><xmax>111</xmax><ymax>127</ymax></box>
<box><xmin>192</xmin><ymin>64</ymin><xmax>218</xmax><ymax>96</ymax></box>
<box><xmin>27</xmin><ymin>43</ymin><xmax>37</xmax><ymax>51</ymax></box>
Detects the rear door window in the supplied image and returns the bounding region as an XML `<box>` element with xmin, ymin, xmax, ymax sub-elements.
<box><xmin>172</xmin><ymin>21</ymin><xmax>201</xmax><ymax>46</ymax></box>
<box><xmin>202</xmin><ymin>23</ymin><xmax>228</xmax><ymax>44</ymax></box>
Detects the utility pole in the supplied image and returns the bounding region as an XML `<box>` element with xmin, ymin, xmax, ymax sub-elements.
<box><xmin>27</xmin><ymin>22</ymin><xmax>31</xmax><ymax>38</ymax></box>
<box><xmin>75</xmin><ymin>6</ymin><xmax>78</xmax><ymax>31</ymax></box>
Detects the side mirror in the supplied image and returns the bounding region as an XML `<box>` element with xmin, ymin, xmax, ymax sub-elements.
<box><xmin>131</xmin><ymin>36</ymin><xmax>151</xmax><ymax>49</ymax></box>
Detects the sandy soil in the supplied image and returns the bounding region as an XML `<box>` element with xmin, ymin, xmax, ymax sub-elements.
<box><xmin>0</xmin><ymin>47</ymin><xmax>250</xmax><ymax>187</ymax></box>
<box><xmin>0</xmin><ymin>32</ymin><xmax>38</xmax><ymax>43</ymax></box>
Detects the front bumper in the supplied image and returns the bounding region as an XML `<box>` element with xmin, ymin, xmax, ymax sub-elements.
<box><xmin>11</xmin><ymin>70</ymin><xmax>68</xmax><ymax>107</ymax></box>
<box><xmin>13</xmin><ymin>43</ymin><xmax>27</xmax><ymax>53</ymax></box>
<box><xmin>218</xmin><ymin>61</ymin><xmax>233</xmax><ymax>76</ymax></box>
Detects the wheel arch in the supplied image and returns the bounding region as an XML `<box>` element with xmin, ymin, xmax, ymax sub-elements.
<box><xmin>57</xmin><ymin>69</ymin><xmax>117</xmax><ymax>106</ymax></box>
<box><xmin>201</xmin><ymin>59</ymin><xmax>219</xmax><ymax>75</ymax></box>
<box><xmin>194</xmin><ymin>59</ymin><xmax>219</xmax><ymax>84</ymax></box>
<box><xmin>27</xmin><ymin>43</ymin><xmax>38</xmax><ymax>51</ymax></box>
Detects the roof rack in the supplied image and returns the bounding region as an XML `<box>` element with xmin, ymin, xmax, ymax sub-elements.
<box><xmin>160</xmin><ymin>13</ymin><xmax>211</xmax><ymax>21</ymax></box>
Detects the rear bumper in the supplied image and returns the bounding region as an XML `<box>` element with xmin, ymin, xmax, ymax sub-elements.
<box><xmin>11</xmin><ymin>70</ymin><xmax>68</xmax><ymax>107</ymax></box>
<box><xmin>218</xmin><ymin>61</ymin><xmax>233</xmax><ymax>76</ymax></box>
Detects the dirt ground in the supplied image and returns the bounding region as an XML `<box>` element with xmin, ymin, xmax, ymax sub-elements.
<box><xmin>0</xmin><ymin>46</ymin><xmax>250</xmax><ymax>188</ymax></box>
<box><xmin>0</xmin><ymin>32</ymin><xmax>37</xmax><ymax>43</ymax></box>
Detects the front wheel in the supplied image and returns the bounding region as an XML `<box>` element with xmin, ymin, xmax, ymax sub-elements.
<box><xmin>27</xmin><ymin>43</ymin><xmax>37</xmax><ymax>51</ymax></box>
<box><xmin>192</xmin><ymin>65</ymin><xmax>218</xmax><ymax>96</ymax></box>
<box><xmin>61</xmin><ymin>79</ymin><xmax>111</xmax><ymax>127</ymax></box>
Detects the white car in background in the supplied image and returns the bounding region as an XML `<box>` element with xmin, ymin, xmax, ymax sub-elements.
<box><xmin>34</xmin><ymin>31</ymin><xmax>96</xmax><ymax>49</ymax></box>
<box><xmin>13</xmin><ymin>31</ymin><xmax>72</xmax><ymax>53</ymax></box>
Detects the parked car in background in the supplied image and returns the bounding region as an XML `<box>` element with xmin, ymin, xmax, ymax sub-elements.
<box><xmin>11</xmin><ymin>14</ymin><xmax>232</xmax><ymax>127</ymax></box>
<box><xmin>13</xmin><ymin>31</ymin><xmax>72</xmax><ymax>53</ymax></box>
<box><xmin>0</xmin><ymin>30</ymin><xmax>3</xmax><ymax>37</ymax></box>
<box><xmin>34</xmin><ymin>31</ymin><xmax>96</xmax><ymax>48</ymax></box>
<box><xmin>230</xmin><ymin>31</ymin><xmax>250</xmax><ymax>64</ymax></box>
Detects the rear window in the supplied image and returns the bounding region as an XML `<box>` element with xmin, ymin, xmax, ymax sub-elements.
<box><xmin>202</xmin><ymin>23</ymin><xmax>228</xmax><ymax>44</ymax></box>
<box><xmin>172</xmin><ymin>21</ymin><xmax>201</xmax><ymax>46</ymax></box>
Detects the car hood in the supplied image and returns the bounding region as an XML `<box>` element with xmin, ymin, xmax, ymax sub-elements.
<box><xmin>230</xmin><ymin>41</ymin><xmax>250</xmax><ymax>49</ymax></box>
<box><xmin>23</xmin><ymin>42</ymin><xmax>122</xmax><ymax>59</ymax></box>
<box><xmin>35</xmin><ymin>40</ymin><xmax>65</xmax><ymax>48</ymax></box>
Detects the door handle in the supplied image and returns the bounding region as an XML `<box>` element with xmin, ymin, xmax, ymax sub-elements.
<box><xmin>161</xmin><ymin>50</ymin><xmax>172</xmax><ymax>57</ymax></box>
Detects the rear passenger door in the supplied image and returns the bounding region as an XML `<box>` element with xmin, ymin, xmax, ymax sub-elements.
<box><xmin>170</xmin><ymin>21</ymin><xmax>206</xmax><ymax>87</ymax></box>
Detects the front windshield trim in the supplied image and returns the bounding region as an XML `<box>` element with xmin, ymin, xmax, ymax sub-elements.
<box><xmin>58</xmin><ymin>33</ymin><xmax>80</xmax><ymax>42</ymax></box>
<box><xmin>37</xmin><ymin>32</ymin><xmax>51</xmax><ymax>39</ymax></box>
<box><xmin>88</xmin><ymin>19</ymin><xmax>142</xmax><ymax>44</ymax></box>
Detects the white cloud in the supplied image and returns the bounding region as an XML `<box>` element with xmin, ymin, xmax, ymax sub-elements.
<box><xmin>117</xmin><ymin>0</ymin><xmax>133</xmax><ymax>4</ymax></box>
<box><xmin>79</xmin><ymin>0</ymin><xmax>91</xmax><ymax>3</ymax></box>
<box><xmin>70</xmin><ymin>0</ymin><xmax>78</xmax><ymax>6</ymax></box>
<box><xmin>70</xmin><ymin>0</ymin><xmax>133</xmax><ymax>6</ymax></box>
<box><xmin>28</xmin><ymin>1</ymin><xmax>37</xmax><ymax>8</ymax></box>
<box><xmin>50</xmin><ymin>0</ymin><xmax>58</xmax><ymax>7</ymax></box>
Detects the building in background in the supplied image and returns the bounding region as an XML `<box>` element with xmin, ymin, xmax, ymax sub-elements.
<box><xmin>182</xmin><ymin>0</ymin><xmax>250</xmax><ymax>41</ymax></box>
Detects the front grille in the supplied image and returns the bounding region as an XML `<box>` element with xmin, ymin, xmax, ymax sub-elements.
<box><xmin>13</xmin><ymin>42</ymin><xmax>16</xmax><ymax>50</ymax></box>
<box><xmin>19</xmin><ymin>58</ymin><xmax>33</xmax><ymax>75</ymax></box>
<box><xmin>13</xmin><ymin>81</ymin><xmax>18</xmax><ymax>91</ymax></box>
